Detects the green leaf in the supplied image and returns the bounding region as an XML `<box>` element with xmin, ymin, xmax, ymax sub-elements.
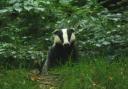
<box><xmin>14</xmin><ymin>8</ymin><xmax>22</xmax><ymax>12</ymax></box>
<box><xmin>36</xmin><ymin>7</ymin><xmax>45</xmax><ymax>12</ymax></box>
<box><xmin>0</xmin><ymin>9</ymin><xmax>8</xmax><ymax>14</ymax></box>
<box><xmin>24</xmin><ymin>6</ymin><xmax>33</xmax><ymax>11</ymax></box>
<box><xmin>59</xmin><ymin>0</ymin><xmax>73</xmax><ymax>4</ymax></box>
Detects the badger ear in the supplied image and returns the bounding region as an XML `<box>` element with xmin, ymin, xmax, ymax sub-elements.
<box><xmin>53</xmin><ymin>30</ymin><xmax>59</xmax><ymax>34</ymax></box>
<box><xmin>70</xmin><ymin>28</ymin><xmax>75</xmax><ymax>33</ymax></box>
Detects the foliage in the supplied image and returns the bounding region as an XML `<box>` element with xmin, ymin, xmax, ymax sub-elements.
<box><xmin>0</xmin><ymin>0</ymin><xmax>128</xmax><ymax>67</ymax></box>
<box><xmin>0</xmin><ymin>0</ymin><xmax>52</xmax><ymax>67</ymax></box>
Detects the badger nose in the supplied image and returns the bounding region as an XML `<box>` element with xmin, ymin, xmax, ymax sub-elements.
<box><xmin>63</xmin><ymin>43</ymin><xmax>70</xmax><ymax>47</ymax></box>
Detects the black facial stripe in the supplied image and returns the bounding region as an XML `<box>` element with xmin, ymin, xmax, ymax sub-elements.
<box><xmin>57</xmin><ymin>31</ymin><xmax>63</xmax><ymax>43</ymax></box>
<box><xmin>67</xmin><ymin>30</ymin><xmax>72</xmax><ymax>42</ymax></box>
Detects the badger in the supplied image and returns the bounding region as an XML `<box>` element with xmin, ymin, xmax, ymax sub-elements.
<box><xmin>42</xmin><ymin>28</ymin><xmax>78</xmax><ymax>74</ymax></box>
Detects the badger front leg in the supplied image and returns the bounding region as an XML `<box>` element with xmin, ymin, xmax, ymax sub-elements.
<box><xmin>42</xmin><ymin>47</ymin><xmax>55</xmax><ymax>75</ymax></box>
<box><xmin>42</xmin><ymin>59</ymin><xmax>49</xmax><ymax>75</ymax></box>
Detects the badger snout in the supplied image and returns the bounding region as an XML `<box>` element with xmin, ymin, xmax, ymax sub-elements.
<box><xmin>63</xmin><ymin>43</ymin><xmax>70</xmax><ymax>47</ymax></box>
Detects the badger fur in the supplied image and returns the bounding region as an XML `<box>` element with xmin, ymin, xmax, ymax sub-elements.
<box><xmin>42</xmin><ymin>28</ymin><xmax>77</xmax><ymax>74</ymax></box>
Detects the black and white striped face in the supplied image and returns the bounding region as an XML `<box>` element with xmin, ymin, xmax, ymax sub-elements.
<box><xmin>53</xmin><ymin>28</ymin><xmax>75</xmax><ymax>46</ymax></box>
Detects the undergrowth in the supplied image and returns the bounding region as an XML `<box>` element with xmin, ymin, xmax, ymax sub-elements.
<box><xmin>0</xmin><ymin>57</ymin><xmax>127</xmax><ymax>89</ymax></box>
<box><xmin>52</xmin><ymin>57</ymin><xmax>128</xmax><ymax>89</ymax></box>
<box><xmin>0</xmin><ymin>69</ymin><xmax>39</xmax><ymax>89</ymax></box>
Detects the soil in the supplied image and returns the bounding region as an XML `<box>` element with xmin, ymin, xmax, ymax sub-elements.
<box><xmin>29</xmin><ymin>72</ymin><xmax>63</xmax><ymax>89</ymax></box>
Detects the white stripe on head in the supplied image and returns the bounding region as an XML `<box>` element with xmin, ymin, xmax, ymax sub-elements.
<box><xmin>62</xmin><ymin>28</ymin><xmax>69</xmax><ymax>45</ymax></box>
<box><xmin>53</xmin><ymin>35</ymin><xmax>61</xmax><ymax>44</ymax></box>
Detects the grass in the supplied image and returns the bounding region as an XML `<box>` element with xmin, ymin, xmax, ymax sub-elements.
<box><xmin>0</xmin><ymin>57</ymin><xmax>128</xmax><ymax>89</ymax></box>
<box><xmin>51</xmin><ymin>57</ymin><xmax>128</xmax><ymax>89</ymax></box>
<box><xmin>0</xmin><ymin>69</ymin><xmax>39</xmax><ymax>89</ymax></box>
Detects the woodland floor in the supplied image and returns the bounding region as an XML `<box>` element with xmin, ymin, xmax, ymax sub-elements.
<box><xmin>0</xmin><ymin>58</ymin><xmax>128</xmax><ymax>89</ymax></box>
<box><xmin>30</xmin><ymin>73</ymin><xmax>61</xmax><ymax>89</ymax></box>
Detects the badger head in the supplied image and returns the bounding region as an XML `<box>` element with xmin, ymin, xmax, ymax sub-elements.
<box><xmin>53</xmin><ymin>28</ymin><xmax>76</xmax><ymax>47</ymax></box>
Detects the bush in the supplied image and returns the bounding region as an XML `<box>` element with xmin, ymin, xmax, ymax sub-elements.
<box><xmin>0</xmin><ymin>0</ymin><xmax>128</xmax><ymax>68</ymax></box>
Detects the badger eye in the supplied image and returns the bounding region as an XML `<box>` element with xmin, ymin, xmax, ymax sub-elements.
<box><xmin>53</xmin><ymin>30</ymin><xmax>63</xmax><ymax>43</ymax></box>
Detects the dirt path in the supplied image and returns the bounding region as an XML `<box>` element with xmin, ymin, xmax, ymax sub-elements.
<box><xmin>30</xmin><ymin>73</ymin><xmax>62</xmax><ymax>89</ymax></box>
